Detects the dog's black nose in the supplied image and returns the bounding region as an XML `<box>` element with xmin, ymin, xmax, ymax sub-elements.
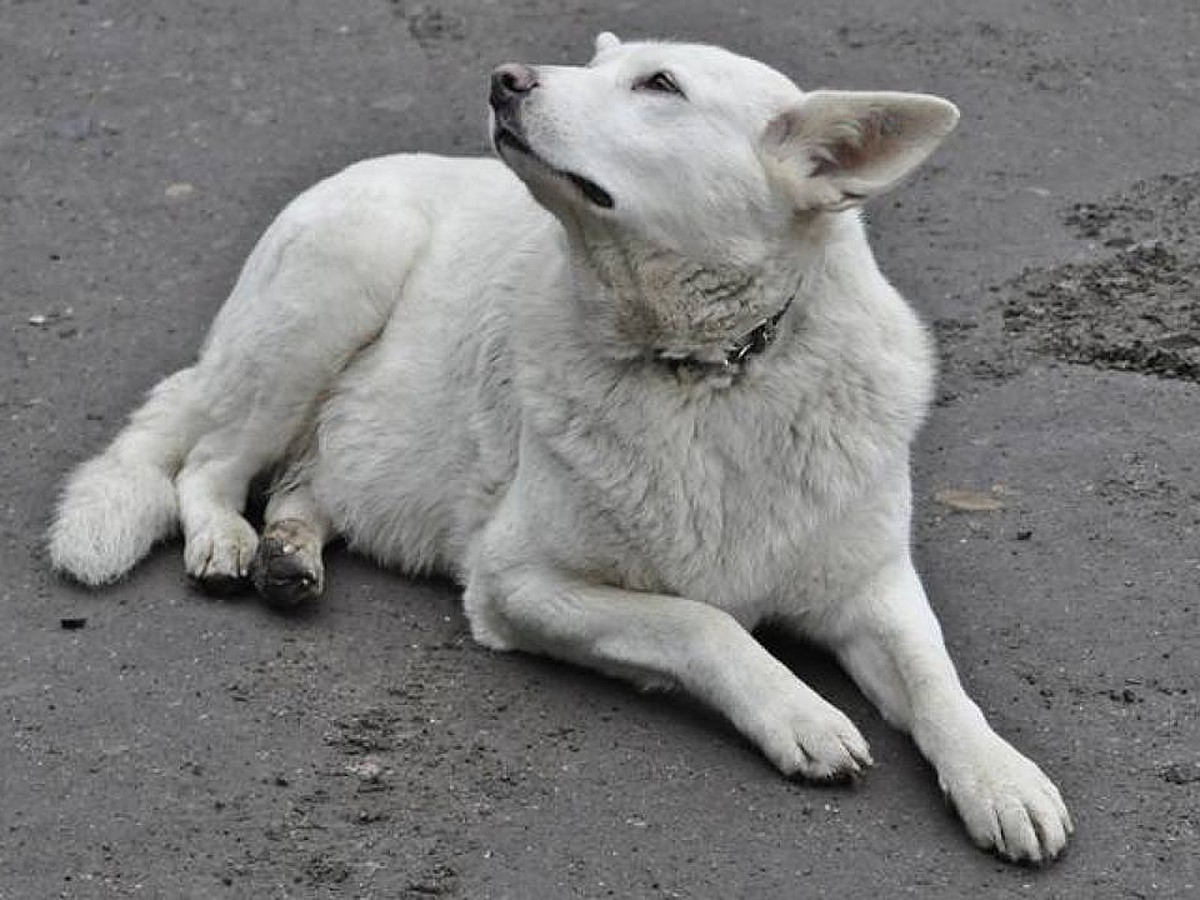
<box><xmin>490</xmin><ymin>63</ymin><xmax>539</xmax><ymax>110</ymax></box>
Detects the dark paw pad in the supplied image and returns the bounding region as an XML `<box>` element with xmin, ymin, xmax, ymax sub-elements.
<box><xmin>250</xmin><ymin>521</ymin><xmax>324</xmax><ymax>608</ymax></box>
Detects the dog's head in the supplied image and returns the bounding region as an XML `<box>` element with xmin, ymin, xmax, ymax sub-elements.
<box><xmin>490</xmin><ymin>33</ymin><xmax>958</xmax><ymax>262</ymax></box>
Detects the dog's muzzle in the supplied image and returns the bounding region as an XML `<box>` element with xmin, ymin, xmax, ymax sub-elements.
<box><xmin>488</xmin><ymin>63</ymin><xmax>615</xmax><ymax>210</ymax></box>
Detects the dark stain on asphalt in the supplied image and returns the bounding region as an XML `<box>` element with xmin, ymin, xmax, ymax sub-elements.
<box><xmin>1003</xmin><ymin>171</ymin><xmax>1200</xmax><ymax>381</ymax></box>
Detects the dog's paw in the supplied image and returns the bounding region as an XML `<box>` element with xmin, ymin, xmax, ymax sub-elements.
<box><xmin>184</xmin><ymin>514</ymin><xmax>258</xmax><ymax>592</ymax></box>
<box><xmin>250</xmin><ymin>518</ymin><xmax>324</xmax><ymax>607</ymax></box>
<box><xmin>755</xmin><ymin>692</ymin><xmax>873</xmax><ymax>781</ymax></box>
<box><xmin>938</xmin><ymin>735</ymin><xmax>1072</xmax><ymax>864</ymax></box>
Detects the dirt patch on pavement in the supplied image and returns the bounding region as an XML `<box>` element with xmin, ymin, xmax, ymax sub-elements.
<box><xmin>1002</xmin><ymin>171</ymin><xmax>1200</xmax><ymax>381</ymax></box>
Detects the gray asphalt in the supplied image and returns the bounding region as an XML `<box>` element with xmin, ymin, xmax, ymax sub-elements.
<box><xmin>3</xmin><ymin>1</ymin><xmax>1198</xmax><ymax>897</ymax></box>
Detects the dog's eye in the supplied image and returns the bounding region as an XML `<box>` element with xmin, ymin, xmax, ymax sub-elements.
<box><xmin>635</xmin><ymin>71</ymin><xmax>684</xmax><ymax>97</ymax></box>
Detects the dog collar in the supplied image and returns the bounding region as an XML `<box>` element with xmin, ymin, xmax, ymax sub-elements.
<box><xmin>653</xmin><ymin>295</ymin><xmax>794</xmax><ymax>377</ymax></box>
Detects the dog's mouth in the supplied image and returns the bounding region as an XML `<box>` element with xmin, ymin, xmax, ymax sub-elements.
<box><xmin>493</xmin><ymin>124</ymin><xmax>615</xmax><ymax>210</ymax></box>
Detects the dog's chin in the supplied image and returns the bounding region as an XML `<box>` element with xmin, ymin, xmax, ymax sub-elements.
<box><xmin>493</xmin><ymin>127</ymin><xmax>615</xmax><ymax>211</ymax></box>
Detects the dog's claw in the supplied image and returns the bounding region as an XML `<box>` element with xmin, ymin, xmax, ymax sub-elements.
<box><xmin>756</xmin><ymin>689</ymin><xmax>873</xmax><ymax>783</ymax></box>
<box><xmin>184</xmin><ymin>513</ymin><xmax>258</xmax><ymax>594</ymax></box>
<box><xmin>937</xmin><ymin>735</ymin><xmax>1072</xmax><ymax>863</ymax></box>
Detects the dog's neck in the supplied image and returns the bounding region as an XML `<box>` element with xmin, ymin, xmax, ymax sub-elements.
<box><xmin>565</xmin><ymin>226</ymin><xmax>812</xmax><ymax>374</ymax></box>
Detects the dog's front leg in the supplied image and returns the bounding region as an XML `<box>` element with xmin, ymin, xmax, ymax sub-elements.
<box><xmin>465</xmin><ymin>570</ymin><xmax>872</xmax><ymax>781</ymax></box>
<box><xmin>819</xmin><ymin>556</ymin><xmax>1072</xmax><ymax>863</ymax></box>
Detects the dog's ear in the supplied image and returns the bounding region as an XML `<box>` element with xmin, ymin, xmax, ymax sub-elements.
<box><xmin>594</xmin><ymin>32</ymin><xmax>621</xmax><ymax>55</ymax></box>
<box><xmin>761</xmin><ymin>91</ymin><xmax>959</xmax><ymax>212</ymax></box>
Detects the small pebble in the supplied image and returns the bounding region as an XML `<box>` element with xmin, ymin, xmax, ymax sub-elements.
<box><xmin>347</xmin><ymin>758</ymin><xmax>384</xmax><ymax>783</ymax></box>
<box><xmin>165</xmin><ymin>182</ymin><xmax>196</xmax><ymax>200</ymax></box>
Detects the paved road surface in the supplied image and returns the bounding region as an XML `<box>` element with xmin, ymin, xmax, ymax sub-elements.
<box><xmin>3</xmin><ymin>1</ymin><xmax>1198</xmax><ymax>896</ymax></box>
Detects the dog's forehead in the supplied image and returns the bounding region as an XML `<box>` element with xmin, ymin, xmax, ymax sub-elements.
<box><xmin>594</xmin><ymin>40</ymin><xmax>802</xmax><ymax>105</ymax></box>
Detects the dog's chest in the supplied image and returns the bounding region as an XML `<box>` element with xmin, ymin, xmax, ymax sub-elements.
<box><xmin>524</xmin><ymin>353</ymin><xmax>922</xmax><ymax>619</ymax></box>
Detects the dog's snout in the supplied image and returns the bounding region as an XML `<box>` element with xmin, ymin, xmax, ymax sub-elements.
<box><xmin>490</xmin><ymin>63</ymin><xmax>539</xmax><ymax>109</ymax></box>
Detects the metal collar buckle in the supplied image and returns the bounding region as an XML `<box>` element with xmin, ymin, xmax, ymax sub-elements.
<box><xmin>654</xmin><ymin>295</ymin><xmax>794</xmax><ymax>377</ymax></box>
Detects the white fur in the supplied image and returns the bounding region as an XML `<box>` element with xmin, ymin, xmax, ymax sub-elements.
<box><xmin>49</xmin><ymin>36</ymin><xmax>1070</xmax><ymax>862</ymax></box>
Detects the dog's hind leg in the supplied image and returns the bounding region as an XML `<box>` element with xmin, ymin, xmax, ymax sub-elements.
<box><xmin>175</xmin><ymin>426</ymin><xmax>269</xmax><ymax>591</ymax></box>
<box><xmin>53</xmin><ymin>161</ymin><xmax>433</xmax><ymax>588</ymax></box>
<box><xmin>167</xmin><ymin>181</ymin><xmax>430</xmax><ymax>590</ymax></box>
<box><xmin>251</xmin><ymin>475</ymin><xmax>331</xmax><ymax>608</ymax></box>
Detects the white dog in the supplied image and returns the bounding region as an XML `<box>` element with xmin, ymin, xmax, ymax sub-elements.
<box><xmin>49</xmin><ymin>33</ymin><xmax>1071</xmax><ymax>862</ymax></box>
